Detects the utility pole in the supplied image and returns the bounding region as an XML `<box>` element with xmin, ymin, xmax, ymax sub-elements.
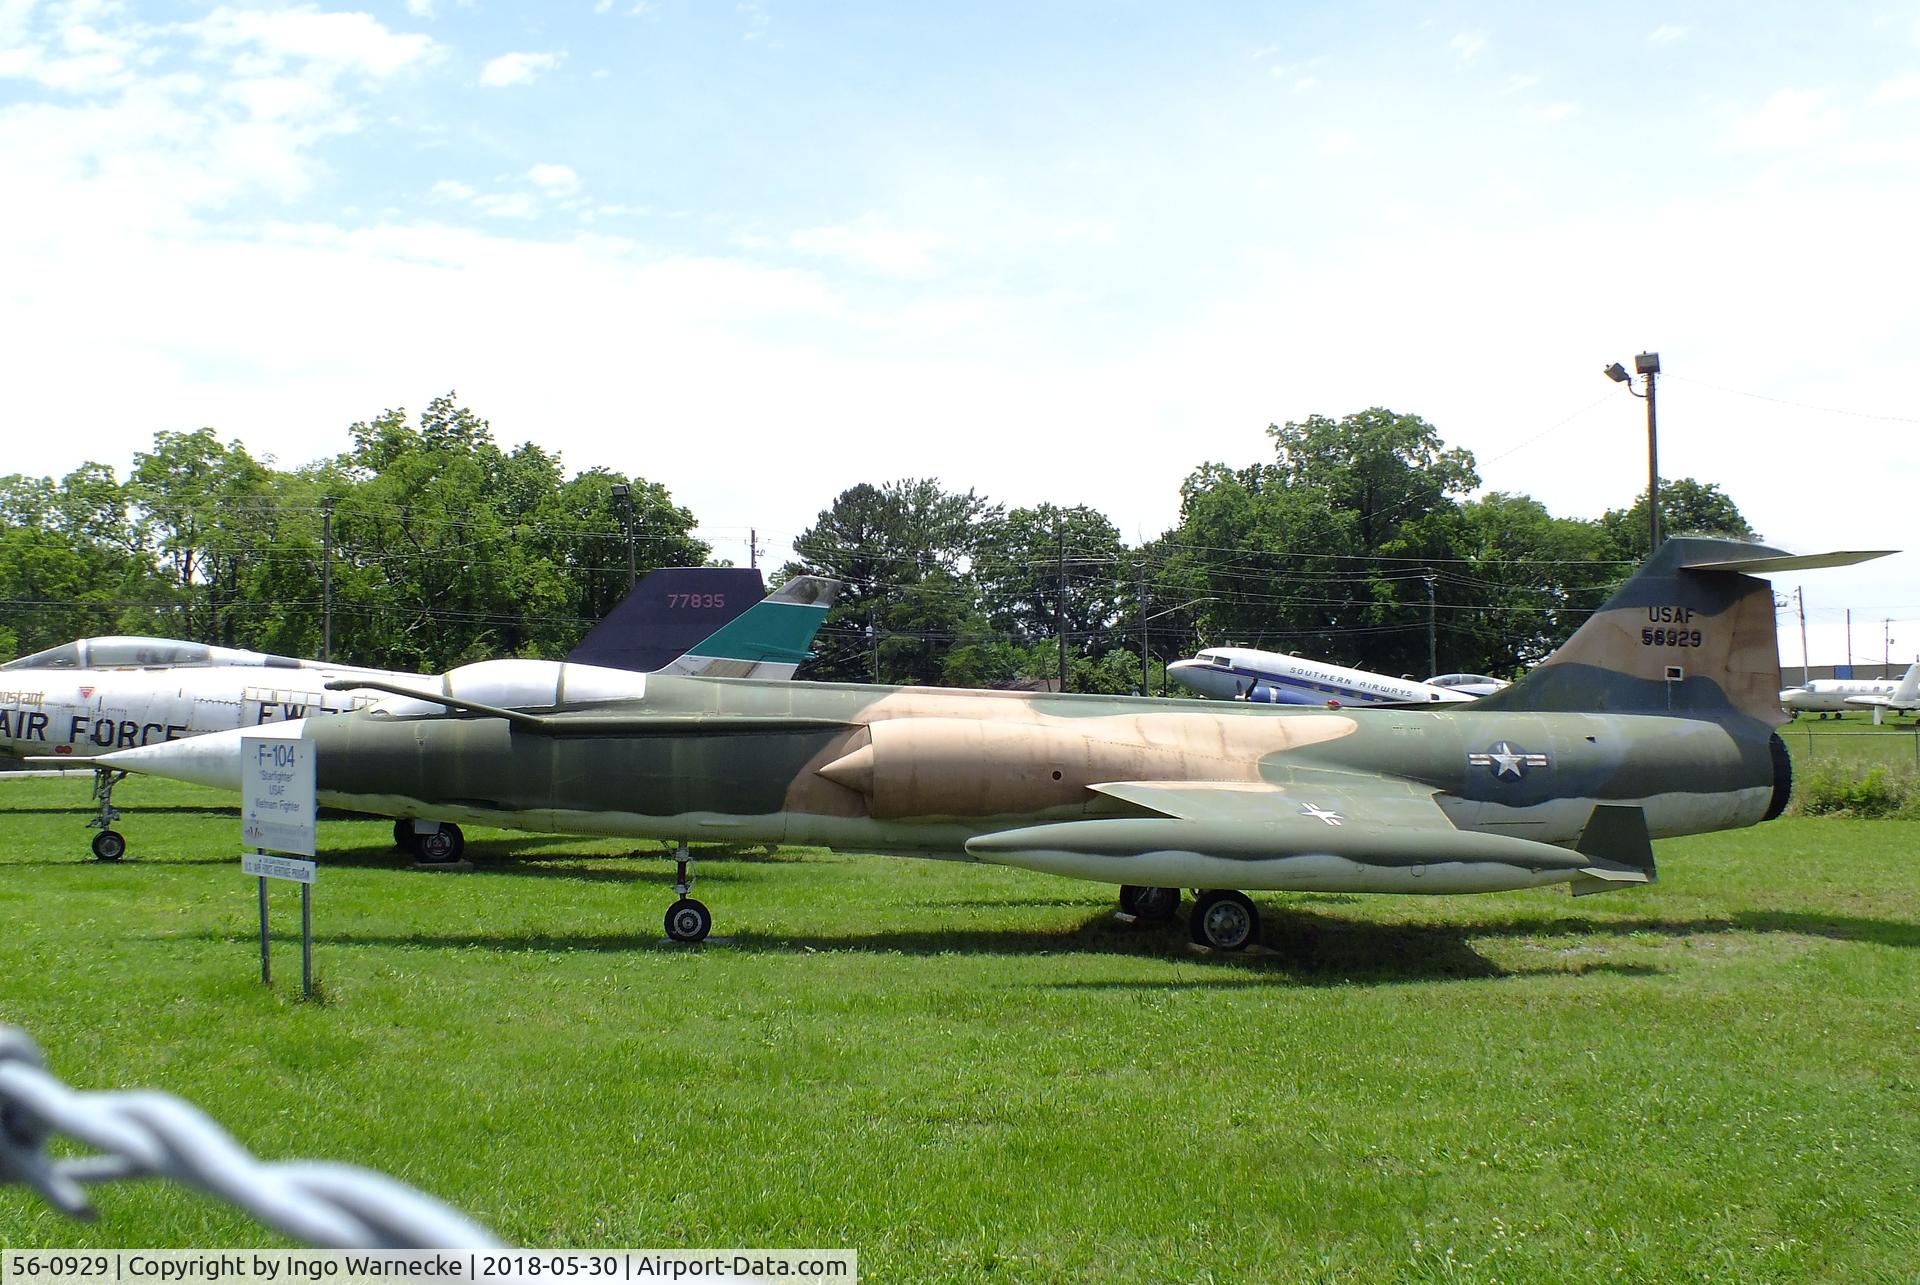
<box><xmin>1425</xmin><ymin>572</ymin><xmax>1437</xmax><ymax>677</ymax></box>
<box><xmin>1056</xmin><ymin>527</ymin><xmax>1069</xmax><ymax>693</ymax></box>
<box><xmin>1138</xmin><ymin>561</ymin><xmax>1150</xmax><ymax>697</ymax></box>
<box><xmin>610</xmin><ymin>483</ymin><xmax>636</xmax><ymax>589</ymax></box>
<box><xmin>749</xmin><ymin>528</ymin><xmax>758</xmax><ymax>570</ymax></box>
<box><xmin>1885</xmin><ymin>618</ymin><xmax>1892</xmax><ymax>677</ymax></box>
<box><xmin>1796</xmin><ymin>587</ymin><xmax>1809</xmax><ymax>687</ymax></box>
<box><xmin>868</xmin><ymin>603</ymin><xmax>879</xmax><ymax>683</ymax></box>
<box><xmin>1643</xmin><ymin>360</ymin><xmax>1660</xmax><ymax>550</ymax></box>
<box><xmin>320</xmin><ymin>497</ymin><xmax>333</xmax><ymax>662</ymax></box>
<box><xmin>1846</xmin><ymin>608</ymin><xmax>1853</xmax><ymax>676</ymax></box>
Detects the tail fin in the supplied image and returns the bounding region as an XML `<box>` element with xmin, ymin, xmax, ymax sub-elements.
<box><xmin>1474</xmin><ymin>537</ymin><xmax>1892</xmax><ymax>726</ymax></box>
<box><xmin>1895</xmin><ymin>662</ymin><xmax>1920</xmax><ymax>705</ymax></box>
<box><xmin>566</xmin><ymin>567</ymin><xmax>766</xmax><ymax>673</ymax></box>
<box><xmin>656</xmin><ymin>575</ymin><xmax>844</xmax><ymax>680</ymax></box>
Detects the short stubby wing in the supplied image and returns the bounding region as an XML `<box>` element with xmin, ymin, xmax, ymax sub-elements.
<box><xmin>966</xmin><ymin>774</ymin><xmax>1655</xmax><ymax>896</ymax></box>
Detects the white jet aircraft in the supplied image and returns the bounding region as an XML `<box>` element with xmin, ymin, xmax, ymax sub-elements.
<box><xmin>1779</xmin><ymin>662</ymin><xmax>1920</xmax><ymax>720</ymax></box>
<box><xmin>1</xmin><ymin>570</ymin><xmax>835</xmax><ymax>860</ymax></box>
<box><xmin>1166</xmin><ymin>645</ymin><xmax>1506</xmax><ymax>707</ymax></box>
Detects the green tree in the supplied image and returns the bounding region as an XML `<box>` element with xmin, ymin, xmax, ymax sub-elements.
<box><xmin>784</xmin><ymin>479</ymin><xmax>1000</xmax><ymax>684</ymax></box>
<box><xmin>1153</xmin><ymin>409</ymin><xmax>1489</xmax><ymax>678</ymax></box>
<box><xmin>127</xmin><ymin>428</ymin><xmax>275</xmax><ymax>647</ymax></box>
<box><xmin>973</xmin><ymin>503</ymin><xmax>1130</xmax><ymax>685</ymax></box>
<box><xmin>1598</xmin><ymin>478</ymin><xmax>1757</xmax><ymax>561</ymax></box>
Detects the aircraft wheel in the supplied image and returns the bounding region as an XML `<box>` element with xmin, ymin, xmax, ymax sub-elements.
<box><xmin>393</xmin><ymin>819</ymin><xmax>412</xmax><ymax>851</ymax></box>
<box><xmin>91</xmin><ymin>829</ymin><xmax>127</xmax><ymax>862</ymax></box>
<box><xmin>1118</xmin><ymin>884</ymin><xmax>1143</xmax><ymax>914</ymax></box>
<box><xmin>1132</xmin><ymin>885</ymin><xmax>1181</xmax><ymax>922</ymax></box>
<box><xmin>416</xmin><ymin>824</ymin><xmax>465</xmax><ymax>863</ymax></box>
<box><xmin>665</xmin><ymin>897</ymin><xmax>712</xmax><ymax>943</ymax></box>
<box><xmin>1190</xmin><ymin>890</ymin><xmax>1259</xmax><ymax>951</ymax></box>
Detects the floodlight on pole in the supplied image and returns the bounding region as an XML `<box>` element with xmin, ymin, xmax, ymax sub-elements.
<box><xmin>1603</xmin><ymin>351</ymin><xmax>1662</xmax><ymax>550</ymax></box>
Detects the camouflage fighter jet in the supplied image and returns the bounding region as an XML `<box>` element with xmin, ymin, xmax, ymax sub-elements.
<box><xmin>83</xmin><ymin>538</ymin><xmax>1887</xmax><ymax>950</ymax></box>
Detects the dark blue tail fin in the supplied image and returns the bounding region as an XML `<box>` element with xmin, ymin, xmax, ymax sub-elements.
<box><xmin>566</xmin><ymin>568</ymin><xmax>765</xmax><ymax>673</ymax></box>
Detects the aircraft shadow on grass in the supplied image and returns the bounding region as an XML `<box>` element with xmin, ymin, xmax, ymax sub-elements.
<box><xmin>0</xmin><ymin>804</ymin><xmax>235</xmax><ymax>818</ymax></box>
<box><xmin>150</xmin><ymin>902</ymin><xmax>1919</xmax><ymax>987</ymax></box>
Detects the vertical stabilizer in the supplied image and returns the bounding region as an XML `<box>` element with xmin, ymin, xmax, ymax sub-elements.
<box><xmin>567</xmin><ymin>567</ymin><xmax>765</xmax><ymax>673</ymax></box>
<box><xmin>1474</xmin><ymin>538</ymin><xmax>1891</xmax><ymax>727</ymax></box>
<box><xmin>657</xmin><ymin>575</ymin><xmax>844</xmax><ymax>680</ymax></box>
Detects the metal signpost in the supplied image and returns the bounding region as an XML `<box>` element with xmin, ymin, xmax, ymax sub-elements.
<box><xmin>241</xmin><ymin>730</ymin><xmax>318</xmax><ymax>997</ymax></box>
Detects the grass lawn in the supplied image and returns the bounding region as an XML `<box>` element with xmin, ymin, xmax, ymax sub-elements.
<box><xmin>1</xmin><ymin>772</ymin><xmax>1916</xmax><ymax>1283</ymax></box>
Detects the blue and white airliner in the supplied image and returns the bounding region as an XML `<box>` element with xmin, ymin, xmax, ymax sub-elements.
<box><xmin>1166</xmin><ymin>646</ymin><xmax>1508</xmax><ymax>707</ymax></box>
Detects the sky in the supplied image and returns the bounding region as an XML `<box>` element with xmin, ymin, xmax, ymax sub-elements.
<box><xmin>3</xmin><ymin>0</ymin><xmax>1918</xmax><ymax>669</ymax></box>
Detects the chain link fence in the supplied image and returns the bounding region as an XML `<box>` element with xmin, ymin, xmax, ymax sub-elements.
<box><xmin>1783</xmin><ymin>728</ymin><xmax>1920</xmax><ymax>772</ymax></box>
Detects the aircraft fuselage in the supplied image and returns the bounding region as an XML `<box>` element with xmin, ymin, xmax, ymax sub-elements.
<box><xmin>272</xmin><ymin>672</ymin><xmax>1785</xmax><ymax>866</ymax></box>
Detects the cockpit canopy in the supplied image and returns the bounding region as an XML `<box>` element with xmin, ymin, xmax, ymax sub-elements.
<box><xmin>0</xmin><ymin>636</ymin><xmax>298</xmax><ymax>671</ymax></box>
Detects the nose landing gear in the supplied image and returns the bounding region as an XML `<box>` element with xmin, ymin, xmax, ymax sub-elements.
<box><xmin>663</xmin><ymin>842</ymin><xmax>711</xmax><ymax>943</ymax></box>
<box><xmin>88</xmin><ymin>768</ymin><xmax>128</xmax><ymax>862</ymax></box>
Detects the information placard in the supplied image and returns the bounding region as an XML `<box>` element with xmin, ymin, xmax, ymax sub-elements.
<box><xmin>242</xmin><ymin>851</ymin><xmax>316</xmax><ymax>884</ymax></box>
<box><xmin>241</xmin><ymin>729</ymin><xmax>315</xmax><ymax>856</ymax></box>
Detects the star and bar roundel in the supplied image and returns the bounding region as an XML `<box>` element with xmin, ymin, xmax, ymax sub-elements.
<box><xmin>1467</xmin><ymin>740</ymin><xmax>1550</xmax><ymax>780</ymax></box>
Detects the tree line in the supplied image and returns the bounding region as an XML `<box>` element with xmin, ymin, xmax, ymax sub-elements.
<box><xmin>1</xmin><ymin>397</ymin><xmax>1755</xmax><ymax>690</ymax></box>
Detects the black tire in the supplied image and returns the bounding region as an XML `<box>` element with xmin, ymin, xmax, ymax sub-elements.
<box><xmin>1131</xmin><ymin>885</ymin><xmax>1182</xmax><ymax>923</ymax></box>
<box><xmin>1190</xmin><ymin>890</ymin><xmax>1259</xmax><ymax>951</ymax></box>
<box><xmin>1118</xmin><ymin>885</ymin><xmax>1143</xmax><ymax>915</ymax></box>
<box><xmin>393</xmin><ymin>819</ymin><xmax>413</xmax><ymax>851</ymax></box>
<box><xmin>91</xmin><ymin>829</ymin><xmax>127</xmax><ymax>862</ymax></box>
<box><xmin>416</xmin><ymin>824</ymin><xmax>465</xmax><ymax>863</ymax></box>
<box><xmin>664</xmin><ymin>897</ymin><xmax>712</xmax><ymax>943</ymax></box>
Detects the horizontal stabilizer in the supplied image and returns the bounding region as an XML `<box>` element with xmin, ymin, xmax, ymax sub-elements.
<box><xmin>1680</xmin><ymin>549</ymin><xmax>1894</xmax><ymax>574</ymax></box>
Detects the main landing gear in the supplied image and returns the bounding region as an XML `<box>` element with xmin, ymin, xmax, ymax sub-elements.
<box><xmin>88</xmin><ymin>768</ymin><xmax>128</xmax><ymax>862</ymax></box>
<box><xmin>1189</xmin><ymin>890</ymin><xmax>1261</xmax><ymax>951</ymax></box>
<box><xmin>663</xmin><ymin>842</ymin><xmax>711</xmax><ymax>943</ymax></box>
<box><xmin>394</xmin><ymin>819</ymin><xmax>466</xmax><ymax>863</ymax></box>
<box><xmin>1118</xmin><ymin>884</ymin><xmax>1181</xmax><ymax>922</ymax></box>
<box><xmin>1119</xmin><ymin>884</ymin><xmax>1263</xmax><ymax>951</ymax></box>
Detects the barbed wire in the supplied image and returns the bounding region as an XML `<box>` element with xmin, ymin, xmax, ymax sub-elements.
<box><xmin>0</xmin><ymin>1025</ymin><xmax>504</xmax><ymax>1248</ymax></box>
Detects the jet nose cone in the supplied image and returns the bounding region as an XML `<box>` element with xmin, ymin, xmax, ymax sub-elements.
<box><xmin>95</xmin><ymin>721</ymin><xmax>308</xmax><ymax>794</ymax></box>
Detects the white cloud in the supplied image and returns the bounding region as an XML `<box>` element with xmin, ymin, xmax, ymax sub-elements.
<box><xmin>1502</xmin><ymin>73</ymin><xmax>1541</xmax><ymax>95</ymax></box>
<box><xmin>431</xmin><ymin>179</ymin><xmax>476</xmax><ymax>201</ymax></box>
<box><xmin>191</xmin><ymin>6</ymin><xmax>440</xmax><ymax>80</ymax></box>
<box><xmin>789</xmin><ymin>213</ymin><xmax>943</xmax><ymax>277</ymax></box>
<box><xmin>473</xmin><ymin>192</ymin><xmax>537</xmax><ymax>218</ymax></box>
<box><xmin>1725</xmin><ymin>88</ymin><xmax>1847</xmax><ymax>149</ymax></box>
<box><xmin>1450</xmin><ymin>32</ymin><xmax>1486</xmax><ymax>62</ymax></box>
<box><xmin>738</xmin><ymin>1</ymin><xmax>769</xmax><ymax>42</ymax></box>
<box><xmin>479</xmin><ymin>50</ymin><xmax>562</xmax><ymax>87</ymax></box>
<box><xmin>1321</xmin><ymin>129</ymin><xmax>1357</xmax><ymax>156</ymax></box>
<box><xmin>1647</xmin><ymin>24</ymin><xmax>1689</xmax><ymax>46</ymax></box>
<box><xmin>1872</xmin><ymin>73</ymin><xmax>1920</xmax><ymax>104</ymax></box>
<box><xmin>528</xmin><ymin>162</ymin><xmax>581</xmax><ymax>197</ymax></box>
<box><xmin>405</xmin><ymin>0</ymin><xmax>436</xmax><ymax>17</ymax></box>
<box><xmin>1535</xmin><ymin>101</ymin><xmax>1580</xmax><ymax>123</ymax></box>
